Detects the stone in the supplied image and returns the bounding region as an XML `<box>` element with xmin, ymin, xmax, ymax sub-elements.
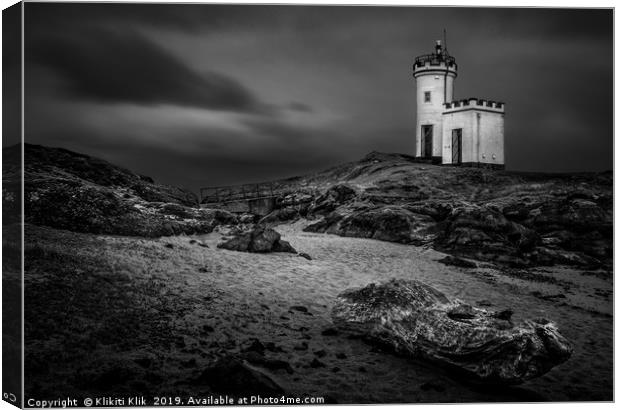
<box><xmin>133</xmin><ymin>357</ymin><xmax>152</xmax><ymax>369</ymax></box>
<box><xmin>239</xmin><ymin>213</ymin><xmax>256</xmax><ymax>224</ymax></box>
<box><xmin>309</xmin><ymin>184</ymin><xmax>357</xmax><ymax>214</ymax></box>
<box><xmin>240</xmin><ymin>352</ymin><xmax>294</xmax><ymax>374</ymax></box>
<box><xmin>305</xmin><ymin>206</ymin><xmax>436</xmax><ymax>245</ymax></box>
<box><xmin>191</xmin><ymin>357</ymin><xmax>284</xmax><ymax>395</ymax></box>
<box><xmin>310</xmin><ymin>358</ymin><xmax>326</xmax><ymax>368</ymax></box>
<box><xmin>321</xmin><ymin>327</ymin><xmax>339</xmax><ymax>336</ymax></box>
<box><xmin>272</xmin><ymin>239</ymin><xmax>296</xmax><ymax>253</ymax></box>
<box><xmin>437</xmin><ymin>255</ymin><xmax>477</xmax><ymax>268</ymax></box>
<box><xmin>259</xmin><ymin>207</ymin><xmax>300</xmax><ymax>224</ymax></box>
<box><xmin>436</xmin><ymin>206</ymin><xmax>540</xmax><ymax>264</ymax></box>
<box><xmin>217</xmin><ymin>225</ymin><xmax>297</xmax><ymax>254</ymax></box>
<box><xmin>420</xmin><ymin>381</ymin><xmax>445</xmax><ymax>392</ymax></box>
<box><xmin>241</xmin><ymin>339</ymin><xmax>265</xmax><ymax>355</ymax></box>
<box><xmin>332</xmin><ymin>279</ymin><xmax>572</xmax><ymax>385</ymax></box>
<box><xmin>298</xmin><ymin>252</ymin><xmax>312</xmax><ymax>260</ymax></box>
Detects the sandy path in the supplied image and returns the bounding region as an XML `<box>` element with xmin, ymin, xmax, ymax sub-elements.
<box><xmin>96</xmin><ymin>220</ymin><xmax>612</xmax><ymax>403</ymax></box>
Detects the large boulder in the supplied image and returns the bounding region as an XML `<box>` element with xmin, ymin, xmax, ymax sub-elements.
<box><xmin>218</xmin><ymin>225</ymin><xmax>296</xmax><ymax>253</ymax></box>
<box><xmin>332</xmin><ymin>279</ymin><xmax>572</xmax><ymax>385</ymax></box>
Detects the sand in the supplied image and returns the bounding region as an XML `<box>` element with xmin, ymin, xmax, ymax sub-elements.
<box><xmin>24</xmin><ymin>220</ymin><xmax>613</xmax><ymax>403</ymax></box>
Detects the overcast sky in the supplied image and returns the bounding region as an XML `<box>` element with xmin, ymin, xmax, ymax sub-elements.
<box><xmin>20</xmin><ymin>4</ymin><xmax>612</xmax><ymax>191</ymax></box>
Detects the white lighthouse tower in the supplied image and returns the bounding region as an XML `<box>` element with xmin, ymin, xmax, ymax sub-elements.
<box><xmin>413</xmin><ymin>39</ymin><xmax>457</xmax><ymax>163</ymax></box>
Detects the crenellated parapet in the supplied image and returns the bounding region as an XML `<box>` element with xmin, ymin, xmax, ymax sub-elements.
<box><xmin>413</xmin><ymin>53</ymin><xmax>457</xmax><ymax>78</ymax></box>
<box><xmin>443</xmin><ymin>98</ymin><xmax>505</xmax><ymax>112</ymax></box>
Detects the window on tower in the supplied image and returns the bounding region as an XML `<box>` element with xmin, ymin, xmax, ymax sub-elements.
<box><xmin>424</xmin><ymin>91</ymin><xmax>431</xmax><ymax>102</ymax></box>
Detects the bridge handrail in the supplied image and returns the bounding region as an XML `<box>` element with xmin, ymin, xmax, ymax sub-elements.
<box><xmin>200</xmin><ymin>181</ymin><xmax>281</xmax><ymax>203</ymax></box>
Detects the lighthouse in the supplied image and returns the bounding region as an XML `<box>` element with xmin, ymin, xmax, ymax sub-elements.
<box><xmin>413</xmin><ymin>39</ymin><xmax>505</xmax><ymax>169</ymax></box>
<box><xmin>413</xmin><ymin>40</ymin><xmax>457</xmax><ymax>163</ymax></box>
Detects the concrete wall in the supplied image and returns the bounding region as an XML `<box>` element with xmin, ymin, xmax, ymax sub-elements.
<box><xmin>414</xmin><ymin>64</ymin><xmax>456</xmax><ymax>158</ymax></box>
<box><xmin>441</xmin><ymin>101</ymin><xmax>505</xmax><ymax>166</ymax></box>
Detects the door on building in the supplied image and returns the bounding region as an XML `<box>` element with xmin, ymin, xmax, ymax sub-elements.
<box><xmin>451</xmin><ymin>128</ymin><xmax>462</xmax><ymax>164</ymax></box>
<box><xmin>421</xmin><ymin>125</ymin><xmax>433</xmax><ymax>158</ymax></box>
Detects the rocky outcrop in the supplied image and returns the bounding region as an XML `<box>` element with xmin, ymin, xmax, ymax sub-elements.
<box><xmin>332</xmin><ymin>279</ymin><xmax>572</xmax><ymax>385</ymax></box>
<box><xmin>218</xmin><ymin>225</ymin><xmax>296</xmax><ymax>253</ymax></box>
<box><xmin>501</xmin><ymin>196</ymin><xmax>612</xmax><ymax>267</ymax></box>
<box><xmin>435</xmin><ymin>206</ymin><xmax>539</xmax><ymax>266</ymax></box>
<box><xmin>3</xmin><ymin>144</ymin><xmax>238</xmax><ymax>237</ymax></box>
<box><xmin>23</xmin><ymin>180</ymin><xmax>236</xmax><ymax>237</ymax></box>
<box><xmin>305</xmin><ymin>205</ymin><xmax>437</xmax><ymax>245</ymax></box>
<box><xmin>308</xmin><ymin>184</ymin><xmax>357</xmax><ymax>214</ymax></box>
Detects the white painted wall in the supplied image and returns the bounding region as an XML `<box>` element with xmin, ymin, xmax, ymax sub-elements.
<box><xmin>441</xmin><ymin>105</ymin><xmax>505</xmax><ymax>165</ymax></box>
<box><xmin>414</xmin><ymin>64</ymin><xmax>456</xmax><ymax>158</ymax></box>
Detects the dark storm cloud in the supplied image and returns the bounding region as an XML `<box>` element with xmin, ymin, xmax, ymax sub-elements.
<box><xmin>287</xmin><ymin>102</ymin><xmax>314</xmax><ymax>113</ymax></box>
<box><xmin>26</xmin><ymin>26</ymin><xmax>261</xmax><ymax>111</ymax></box>
<box><xmin>24</xmin><ymin>4</ymin><xmax>613</xmax><ymax>189</ymax></box>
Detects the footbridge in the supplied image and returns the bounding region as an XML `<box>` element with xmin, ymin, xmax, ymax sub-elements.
<box><xmin>200</xmin><ymin>181</ymin><xmax>309</xmax><ymax>216</ymax></box>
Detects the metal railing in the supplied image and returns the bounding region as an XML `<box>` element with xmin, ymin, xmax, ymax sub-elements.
<box><xmin>414</xmin><ymin>53</ymin><xmax>457</xmax><ymax>68</ymax></box>
<box><xmin>200</xmin><ymin>182</ymin><xmax>279</xmax><ymax>204</ymax></box>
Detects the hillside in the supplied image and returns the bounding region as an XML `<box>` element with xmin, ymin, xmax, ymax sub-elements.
<box><xmin>4</xmin><ymin>145</ymin><xmax>612</xmax><ymax>268</ymax></box>
<box><xmin>3</xmin><ymin>144</ymin><xmax>237</xmax><ymax>236</ymax></box>
<box><xmin>262</xmin><ymin>151</ymin><xmax>613</xmax><ymax>269</ymax></box>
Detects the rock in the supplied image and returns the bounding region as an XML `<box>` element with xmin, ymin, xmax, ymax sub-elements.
<box><xmin>321</xmin><ymin>327</ymin><xmax>339</xmax><ymax>336</ymax></box>
<box><xmin>438</xmin><ymin>255</ymin><xmax>477</xmax><ymax>268</ymax></box>
<box><xmin>259</xmin><ymin>207</ymin><xmax>300</xmax><ymax>224</ymax></box>
<box><xmin>164</xmin><ymin>243</ymin><xmax>174</xmax><ymax>249</ymax></box>
<box><xmin>240</xmin><ymin>352</ymin><xmax>294</xmax><ymax>374</ymax></box>
<box><xmin>290</xmin><ymin>305</ymin><xmax>309</xmax><ymax>313</ymax></box>
<box><xmin>264</xmin><ymin>342</ymin><xmax>285</xmax><ymax>353</ymax></box>
<box><xmin>420</xmin><ymin>381</ymin><xmax>445</xmax><ymax>392</ymax></box>
<box><xmin>436</xmin><ymin>206</ymin><xmax>540</xmax><ymax>264</ymax></box>
<box><xmin>191</xmin><ymin>357</ymin><xmax>284</xmax><ymax>395</ymax></box>
<box><xmin>305</xmin><ymin>206</ymin><xmax>436</xmax><ymax>245</ymax></box>
<box><xmin>404</xmin><ymin>201</ymin><xmax>453</xmax><ymax>221</ymax></box>
<box><xmin>133</xmin><ymin>357</ymin><xmax>152</xmax><ymax>369</ymax></box>
<box><xmin>217</xmin><ymin>225</ymin><xmax>297</xmax><ymax>253</ymax></box>
<box><xmin>309</xmin><ymin>184</ymin><xmax>357</xmax><ymax>214</ymax></box>
<box><xmin>241</xmin><ymin>339</ymin><xmax>265</xmax><ymax>355</ymax></box>
<box><xmin>310</xmin><ymin>358</ymin><xmax>326</xmax><ymax>368</ymax></box>
<box><xmin>181</xmin><ymin>358</ymin><xmax>197</xmax><ymax>368</ymax></box>
<box><xmin>298</xmin><ymin>252</ymin><xmax>312</xmax><ymax>260</ymax></box>
<box><xmin>272</xmin><ymin>239</ymin><xmax>296</xmax><ymax>253</ymax></box>
<box><xmin>239</xmin><ymin>213</ymin><xmax>256</xmax><ymax>224</ymax></box>
<box><xmin>332</xmin><ymin>279</ymin><xmax>572</xmax><ymax>385</ymax></box>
